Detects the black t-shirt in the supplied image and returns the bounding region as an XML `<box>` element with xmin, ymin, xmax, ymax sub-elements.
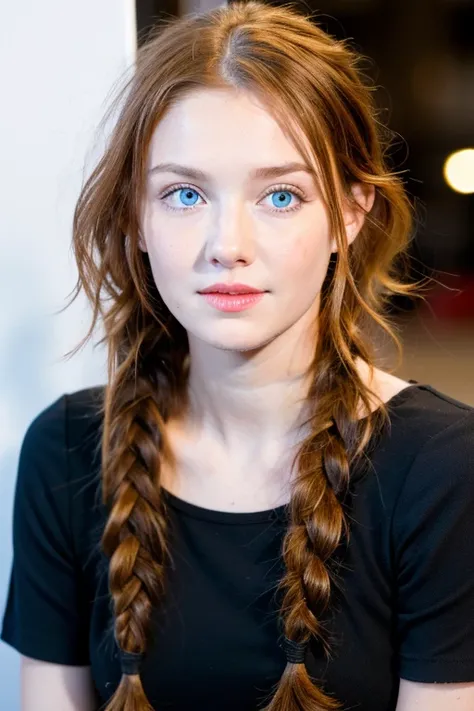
<box><xmin>2</xmin><ymin>381</ymin><xmax>474</xmax><ymax>711</ymax></box>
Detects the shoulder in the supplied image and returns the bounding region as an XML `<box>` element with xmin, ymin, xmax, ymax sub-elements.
<box><xmin>18</xmin><ymin>385</ymin><xmax>106</xmax><ymax>502</ymax></box>
<box><xmin>63</xmin><ymin>385</ymin><xmax>106</xmax><ymax>463</ymax></box>
<box><xmin>396</xmin><ymin>384</ymin><xmax>473</xmax><ymax>499</ymax></box>
<box><xmin>2</xmin><ymin>388</ymin><xmax>106</xmax><ymax>666</ymax></box>
<box><xmin>384</xmin><ymin>383</ymin><xmax>474</xmax><ymax>542</ymax></box>
<box><xmin>364</xmin><ymin>374</ymin><xmax>473</xmax><ymax>469</ymax></box>
<box><xmin>15</xmin><ymin>386</ymin><xmax>107</xmax><ymax>562</ymax></box>
<box><xmin>25</xmin><ymin>385</ymin><xmax>105</xmax><ymax>439</ymax></box>
<box><xmin>359</xmin><ymin>360</ymin><xmax>473</xmax><ymax>447</ymax></box>
<box><xmin>387</xmin><ymin>381</ymin><xmax>473</xmax><ymax>449</ymax></box>
<box><xmin>26</xmin><ymin>385</ymin><xmax>105</xmax><ymax>451</ymax></box>
<box><xmin>358</xmin><ymin>380</ymin><xmax>474</xmax><ymax>514</ymax></box>
<box><xmin>372</xmin><ymin>366</ymin><xmax>473</xmax><ymax>426</ymax></box>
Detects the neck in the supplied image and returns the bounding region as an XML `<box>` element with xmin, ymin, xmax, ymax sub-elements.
<box><xmin>181</xmin><ymin>327</ymin><xmax>317</xmax><ymax>457</ymax></box>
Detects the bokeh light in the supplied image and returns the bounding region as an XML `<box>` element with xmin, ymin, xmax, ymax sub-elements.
<box><xmin>443</xmin><ymin>149</ymin><xmax>474</xmax><ymax>194</ymax></box>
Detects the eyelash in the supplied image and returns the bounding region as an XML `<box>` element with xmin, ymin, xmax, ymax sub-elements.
<box><xmin>158</xmin><ymin>183</ymin><xmax>307</xmax><ymax>214</ymax></box>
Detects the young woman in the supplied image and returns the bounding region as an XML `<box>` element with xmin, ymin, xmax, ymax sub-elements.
<box><xmin>2</xmin><ymin>3</ymin><xmax>474</xmax><ymax>710</ymax></box>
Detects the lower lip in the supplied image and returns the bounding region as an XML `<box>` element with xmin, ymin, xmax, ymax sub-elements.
<box><xmin>199</xmin><ymin>292</ymin><xmax>265</xmax><ymax>312</ymax></box>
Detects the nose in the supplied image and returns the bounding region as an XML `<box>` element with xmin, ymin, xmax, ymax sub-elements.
<box><xmin>203</xmin><ymin>203</ymin><xmax>256</xmax><ymax>268</ymax></box>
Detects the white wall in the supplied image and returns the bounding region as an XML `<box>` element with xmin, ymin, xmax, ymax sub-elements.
<box><xmin>0</xmin><ymin>1</ymin><xmax>136</xmax><ymax>706</ymax></box>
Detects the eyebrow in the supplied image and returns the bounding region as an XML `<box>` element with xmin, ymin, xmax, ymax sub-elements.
<box><xmin>147</xmin><ymin>161</ymin><xmax>315</xmax><ymax>181</ymax></box>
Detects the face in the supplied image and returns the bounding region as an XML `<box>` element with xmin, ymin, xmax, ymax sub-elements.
<box><xmin>139</xmin><ymin>88</ymin><xmax>368</xmax><ymax>355</ymax></box>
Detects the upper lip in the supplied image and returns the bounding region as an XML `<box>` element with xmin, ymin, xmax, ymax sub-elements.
<box><xmin>198</xmin><ymin>283</ymin><xmax>265</xmax><ymax>294</ymax></box>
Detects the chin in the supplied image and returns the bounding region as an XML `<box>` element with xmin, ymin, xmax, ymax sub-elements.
<box><xmin>189</xmin><ymin>323</ymin><xmax>276</xmax><ymax>354</ymax></box>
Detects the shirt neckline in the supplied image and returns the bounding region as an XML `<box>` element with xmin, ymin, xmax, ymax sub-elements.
<box><xmin>161</xmin><ymin>379</ymin><xmax>431</xmax><ymax>525</ymax></box>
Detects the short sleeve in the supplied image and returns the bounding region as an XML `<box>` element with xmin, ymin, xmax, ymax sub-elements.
<box><xmin>1</xmin><ymin>395</ymin><xmax>90</xmax><ymax>665</ymax></box>
<box><xmin>393</xmin><ymin>409</ymin><xmax>474</xmax><ymax>682</ymax></box>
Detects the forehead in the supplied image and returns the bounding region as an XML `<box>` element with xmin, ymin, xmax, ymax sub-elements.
<box><xmin>146</xmin><ymin>88</ymin><xmax>311</xmax><ymax>175</ymax></box>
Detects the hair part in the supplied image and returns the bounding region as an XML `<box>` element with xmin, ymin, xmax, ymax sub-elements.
<box><xmin>64</xmin><ymin>2</ymin><xmax>428</xmax><ymax>709</ymax></box>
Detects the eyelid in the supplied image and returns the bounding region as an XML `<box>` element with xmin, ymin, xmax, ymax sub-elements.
<box><xmin>262</xmin><ymin>183</ymin><xmax>306</xmax><ymax>198</ymax></box>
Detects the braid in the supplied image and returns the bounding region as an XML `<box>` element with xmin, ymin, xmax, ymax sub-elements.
<box><xmin>99</xmin><ymin>315</ymin><xmax>188</xmax><ymax>711</ymax></box>
<box><xmin>259</xmin><ymin>318</ymin><xmax>390</xmax><ymax>711</ymax></box>
<box><xmin>101</xmin><ymin>375</ymin><xmax>169</xmax><ymax>710</ymax></box>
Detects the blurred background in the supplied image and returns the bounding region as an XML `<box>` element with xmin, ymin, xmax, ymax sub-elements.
<box><xmin>0</xmin><ymin>0</ymin><xmax>472</xmax><ymax>707</ymax></box>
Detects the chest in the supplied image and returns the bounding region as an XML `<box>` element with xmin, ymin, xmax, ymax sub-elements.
<box><xmin>159</xmin><ymin>434</ymin><xmax>296</xmax><ymax>513</ymax></box>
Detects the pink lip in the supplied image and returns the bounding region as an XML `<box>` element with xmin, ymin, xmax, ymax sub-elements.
<box><xmin>198</xmin><ymin>282</ymin><xmax>265</xmax><ymax>295</ymax></box>
<box><xmin>199</xmin><ymin>292</ymin><xmax>265</xmax><ymax>312</ymax></box>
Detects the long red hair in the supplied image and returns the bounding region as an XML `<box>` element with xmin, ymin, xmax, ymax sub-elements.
<box><xmin>65</xmin><ymin>3</ymin><xmax>425</xmax><ymax>709</ymax></box>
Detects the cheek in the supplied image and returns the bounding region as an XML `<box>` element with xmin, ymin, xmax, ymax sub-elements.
<box><xmin>149</xmin><ymin>239</ymin><xmax>189</xmax><ymax>274</ymax></box>
<box><xmin>149</xmin><ymin>249</ymin><xmax>192</xmax><ymax>315</ymax></box>
<box><xmin>145</xmin><ymin>242</ymin><xmax>188</xmax><ymax>316</ymax></box>
<box><xmin>141</xmin><ymin>200</ymin><xmax>196</xmax><ymax>280</ymax></box>
<box><xmin>278</xmin><ymin>229</ymin><xmax>332</xmax><ymax>291</ymax></box>
<box><xmin>144</xmin><ymin>225</ymin><xmax>196</xmax><ymax>290</ymax></box>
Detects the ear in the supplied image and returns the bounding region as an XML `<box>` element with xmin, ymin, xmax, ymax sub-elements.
<box><xmin>138</xmin><ymin>232</ymin><xmax>147</xmax><ymax>253</ymax></box>
<box><xmin>330</xmin><ymin>183</ymin><xmax>375</xmax><ymax>253</ymax></box>
<box><xmin>122</xmin><ymin>216</ymin><xmax>148</xmax><ymax>252</ymax></box>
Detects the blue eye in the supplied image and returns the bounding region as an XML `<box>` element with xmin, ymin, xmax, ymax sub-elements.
<box><xmin>159</xmin><ymin>183</ymin><xmax>305</xmax><ymax>214</ymax></box>
<box><xmin>270</xmin><ymin>191</ymin><xmax>293</xmax><ymax>209</ymax></box>
<box><xmin>175</xmin><ymin>187</ymin><xmax>201</xmax><ymax>207</ymax></box>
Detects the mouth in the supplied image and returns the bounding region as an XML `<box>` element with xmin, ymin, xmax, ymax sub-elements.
<box><xmin>198</xmin><ymin>290</ymin><xmax>265</xmax><ymax>312</ymax></box>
